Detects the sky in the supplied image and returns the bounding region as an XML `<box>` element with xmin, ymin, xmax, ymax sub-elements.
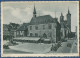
<box><xmin>2</xmin><ymin>1</ymin><xmax>79</xmax><ymax>32</ymax></box>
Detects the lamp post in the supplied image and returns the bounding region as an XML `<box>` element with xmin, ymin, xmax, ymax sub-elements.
<box><xmin>75</xmin><ymin>26</ymin><xmax>77</xmax><ymax>39</ymax></box>
<box><xmin>50</xmin><ymin>32</ymin><xmax>54</xmax><ymax>51</ymax></box>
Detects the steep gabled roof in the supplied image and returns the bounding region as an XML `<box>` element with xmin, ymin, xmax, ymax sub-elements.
<box><xmin>16</xmin><ymin>23</ymin><xmax>29</xmax><ymax>31</ymax></box>
<box><xmin>30</xmin><ymin>15</ymin><xmax>57</xmax><ymax>25</ymax></box>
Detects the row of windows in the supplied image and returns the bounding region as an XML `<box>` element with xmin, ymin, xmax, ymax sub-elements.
<box><xmin>30</xmin><ymin>24</ymin><xmax>52</xmax><ymax>30</ymax></box>
<box><xmin>30</xmin><ymin>33</ymin><xmax>38</xmax><ymax>37</ymax></box>
<box><xmin>30</xmin><ymin>33</ymin><xmax>52</xmax><ymax>37</ymax></box>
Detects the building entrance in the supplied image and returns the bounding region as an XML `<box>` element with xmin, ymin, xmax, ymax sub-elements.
<box><xmin>43</xmin><ymin>33</ymin><xmax>47</xmax><ymax>38</ymax></box>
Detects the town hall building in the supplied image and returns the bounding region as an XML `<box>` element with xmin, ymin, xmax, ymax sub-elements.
<box><xmin>27</xmin><ymin>6</ymin><xmax>61</xmax><ymax>42</ymax></box>
<box><xmin>15</xmin><ymin>5</ymin><xmax>71</xmax><ymax>43</ymax></box>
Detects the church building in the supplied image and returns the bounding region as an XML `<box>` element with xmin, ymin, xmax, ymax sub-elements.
<box><xmin>27</xmin><ymin>6</ymin><xmax>61</xmax><ymax>43</ymax></box>
<box><xmin>60</xmin><ymin>9</ymin><xmax>71</xmax><ymax>40</ymax></box>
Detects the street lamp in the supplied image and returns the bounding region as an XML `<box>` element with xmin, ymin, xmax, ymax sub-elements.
<box><xmin>50</xmin><ymin>32</ymin><xmax>54</xmax><ymax>51</ymax></box>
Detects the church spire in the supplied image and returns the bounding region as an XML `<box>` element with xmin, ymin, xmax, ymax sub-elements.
<box><xmin>33</xmin><ymin>4</ymin><xmax>36</xmax><ymax>18</ymax></box>
<box><xmin>68</xmin><ymin>8</ymin><xmax>70</xmax><ymax>14</ymax></box>
<box><xmin>60</xmin><ymin>12</ymin><xmax>64</xmax><ymax>24</ymax></box>
<box><xmin>67</xmin><ymin>8</ymin><xmax>71</xmax><ymax>31</ymax></box>
<box><xmin>33</xmin><ymin>4</ymin><xmax>36</xmax><ymax>14</ymax></box>
<box><xmin>55</xmin><ymin>11</ymin><xmax>56</xmax><ymax>18</ymax></box>
<box><xmin>61</xmin><ymin>12</ymin><xmax>63</xmax><ymax>16</ymax></box>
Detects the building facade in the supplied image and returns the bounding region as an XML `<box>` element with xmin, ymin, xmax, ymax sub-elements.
<box><xmin>3</xmin><ymin>24</ymin><xmax>10</xmax><ymax>40</ymax></box>
<box><xmin>8</xmin><ymin>23</ymin><xmax>20</xmax><ymax>38</ymax></box>
<box><xmin>15</xmin><ymin>23</ymin><xmax>29</xmax><ymax>37</ymax></box>
<box><xmin>27</xmin><ymin>6</ymin><xmax>61</xmax><ymax>42</ymax></box>
<box><xmin>13</xmin><ymin>6</ymin><xmax>72</xmax><ymax>43</ymax></box>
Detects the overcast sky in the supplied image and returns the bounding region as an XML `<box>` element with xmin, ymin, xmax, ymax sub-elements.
<box><xmin>2</xmin><ymin>1</ymin><xmax>78</xmax><ymax>32</ymax></box>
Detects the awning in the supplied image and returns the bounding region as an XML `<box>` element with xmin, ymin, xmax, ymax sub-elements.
<box><xmin>13</xmin><ymin>37</ymin><xmax>40</xmax><ymax>41</ymax></box>
<box><xmin>44</xmin><ymin>39</ymin><xmax>50</xmax><ymax>41</ymax></box>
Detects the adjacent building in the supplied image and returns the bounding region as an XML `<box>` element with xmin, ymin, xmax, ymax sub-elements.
<box><xmin>3</xmin><ymin>24</ymin><xmax>10</xmax><ymax>40</ymax></box>
<box><xmin>3</xmin><ymin>23</ymin><xmax>20</xmax><ymax>40</ymax></box>
<box><xmin>8</xmin><ymin>23</ymin><xmax>20</xmax><ymax>38</ymax></box>
<box><xmin>60</xmin><ymin>9</ymin><xmax>71</xmax><ymax>40</ymax></box>
<box><xmin>15</xmin><ymin>23</ymin><xmax>29</xmax><ymax>37</ymax></box>
<box><xmin>67</xmin><ymin>9</ymin><xmax>71</xmax><ymax>32</ymax></box>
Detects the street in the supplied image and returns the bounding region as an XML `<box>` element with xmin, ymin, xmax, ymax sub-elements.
<box><xmin>3</xmin><ymin>38</ymin><xmax>78</xmax><ymax>54</ymax></box>
<box><xmin>3</xmin><ymin>49</ymin><xmax>33</xmax><ymax>54</ymax></box>
<box><xmin>56</xmin><ymin>38</ymin><xmax>78</xmax><ymax>53</ymax></box>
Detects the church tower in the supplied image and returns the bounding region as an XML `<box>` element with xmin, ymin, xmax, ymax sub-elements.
<box><xmin>60</xmin><ymin>13</ymin><xmax>65</xmax><ymax>39</ymax></box>
<box><xmin>60</xmin><ymin>13</ymin><xmax>64</xmax><ymax>24</ymax></box>
<box><xmin>33</xmin><ymin>5</ymin><xmax>36</xmax><ymax>18</ymax></box>
<box><xmin>67</xmin><ymin>9</ymin><xmax>71</xmax><ymax>31</ymax></box>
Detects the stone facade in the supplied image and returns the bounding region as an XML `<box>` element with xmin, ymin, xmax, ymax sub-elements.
<box><xmin>28</xmin><ymin>23</ymin><xmax>57</xmax><ymax>42</ymax></box>
<box><xmin>16</xmin><ymin>23</ymin><xmax>29</xmax><ymax>37</ymax></box>
<box><xmin>27</xmin><ymin>6</ymin><xmax>61</xmax><ymax>43</ymax></box>
<box><xmin>16</xmin><ymin>31</ymin><xmax>25</xmax><ymax>37</ymax></box>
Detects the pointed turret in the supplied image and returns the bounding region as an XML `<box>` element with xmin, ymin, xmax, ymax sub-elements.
<box><xmin>67</xmin><ymin>8</ymin><xmax>71</xmax><ymax>31</ymax></box>
<box><xmin>33</xmin><ymin>5</ymin><xmax>36</xmax><ymax>18</ymax></box>
<box><xmin>61</xmin><ymin>12</ymin><xmax>63</xmax><ymax>16</ymax></box>
<box><xmin>60</xmin><ymin>12</ymin><xmax>64</xmax><ymax>24</ymax></box>
<box><xmin>68</xmin><ymin>8</ymin><xmax>71</xmax><ymax>15</ymax></box>
<box><xmin>68</xmin><ymin>9</ymin><xmax>69</xmax><ymax>13</ymax></box>
<box><xmin>33</xmin><ymin>5</ymin><xmax>36</xmax><ymax>14</ymax></box>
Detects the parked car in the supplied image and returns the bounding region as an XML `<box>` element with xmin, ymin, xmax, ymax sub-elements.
<box><xmin>67</xmin><ymin>43</ymin><xmax>72</xmax><ymax>48</ymax></box>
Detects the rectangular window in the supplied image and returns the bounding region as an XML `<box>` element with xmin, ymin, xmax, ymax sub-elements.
<box><xmin>17</xmin><ymin>31</ymin><xmax>19</xmax><ymax>35</ymax></box>
<box><xmin>61</xmin><ymin>32</ymin><xmax>63</xmax><ymax>36</ymax></box>
<box><xmin>43</xmin><ymin>25</ymin><xmax>45</xmax><ymax>29</ymax></box>
<box><xmin>30</xmin><ymin>26</ymin><xmax>32</xmax><ymax>30</ymax></box>
<box><xmin>30</xmin><ymin>33</ymin><xmax>33</xmax><ymax>37</ymax></box>
<box><xmin>48</xmin><ymin>24</ymin><xmax>52</xmax><ymax>29</ymax></box>
<box><xmin>35</xmin><ymin>26</ymin><xmax>38</xmax><ymax>30</ymax></box>
<box><xmin>35</xmin><ymin>33</ymin><xmax>38</xmax><ymax>37</ymax></box>
<box><xmin>48</xmin><ymin>33</ymin><xmax>52</xmax><ymax>37</ymax></box>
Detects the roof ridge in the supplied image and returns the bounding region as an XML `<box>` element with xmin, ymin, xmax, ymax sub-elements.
<box><xmin>16</xmin><ymin>24</ymin><xmax>23</xmax><ymax>31</ymax></box>
<box><xmin>30</xmin><ymin>15</ymin><xmax>58</xmax><ymax>25</ymax></box>
<box><xmin>36</xmin><ymin>15</ymin><xmax>51</xmax><ymax>18</ymax></box>
<box><xmin>16</xmin><ymin>23</ymin><xmax>29</xmax><ymax>31</ymax></box>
